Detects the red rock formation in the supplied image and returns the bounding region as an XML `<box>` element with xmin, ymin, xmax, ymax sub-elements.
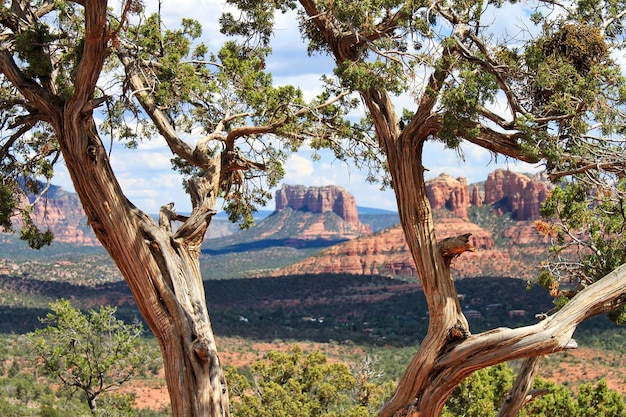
<box><xmin>426</xmin><ymin>174</ymin><xmax>471</xmax><ymax>219</ymax></box>
<box><xmin>275</xmin><ymin>184</ymin><xmax>369</xmax><ymax>233</ymax></box>
<box><xmin>483</xmin><ymin>169</ymin><xmax>551</xmax><ymax>220</ymax></box>
<box><xmin>471</xmin><ymin>184</ymin><xmax>482</xmax><ymax>207</ymax></box>
<box><xmin>11</xmin><ymin>191</ymin><xmax>100</xmax><ymax>245</ymax></box>
<box><xmin>272</xmin><ymin>217</ymin><xmax>514</xmax><ymax>279</ymax></box>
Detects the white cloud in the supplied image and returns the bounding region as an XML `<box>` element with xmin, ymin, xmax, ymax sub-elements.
<box><xmin>116</xmin><ymin>171</ymin><xmax>189</xmax><ymax>212</ymax></box>
<box><xmin>278</xmin><ymin>150</ymin><xmax>397</xmax><ymax>210</ymax></box>
<box><xmin>283</xmin><ymin>154</ymin><xmax>315</xmax><ymax>182</ymax></box>
<box><xmin>423</xmin><ymin>141</ymin><xmax>542</xmax><ymax>185</ymax></box>
<box><xmin>273</xmin><ymin>74</ymin><xmax>326</xmax><ymax>102</ymax></box>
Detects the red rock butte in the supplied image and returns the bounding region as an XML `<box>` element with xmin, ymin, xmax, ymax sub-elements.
<box><xmin>275</xmin><ymin>184</ymin><xmax>368</xmax><ymax>231</ymax></box>
<box><xmin>426</xmin><ymin>169</ymin><xmax>551</xmax><ymax>221</ymax></box>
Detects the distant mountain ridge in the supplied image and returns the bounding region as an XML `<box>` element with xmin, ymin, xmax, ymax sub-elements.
<box><xmin>2</xmin><ymin>169</ymin><xmax>553</xmax><ymax>282</ymax></box>
<box><xmin>269</xmin><ymin>169</ymin><xmax>552</xmax><ymax>280</ymax></box>
<box><xmin>203</xmin><ymin>185</ymin><xmax>374</xmax><ymax>254</ymax></box>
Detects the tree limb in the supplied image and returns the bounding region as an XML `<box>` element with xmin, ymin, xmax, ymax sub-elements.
<box><xmin>438</xmin><ymin>233</ymin><xmax>475</xmax><ymax>265</ymax></box>
<box><xmin>71</xmin><ymin>0</ymin><xmax>108</xmax><ymax>106</ymax></box>
<box><xmin>0</xmin><ymin>50</ymin><xmax>61</xmax><ymax>120</ymax></box>
<box><xmin>118</xmin><ymin>49</ymin><xmax>201</xmax><ymax>165</ymax></box>
<box><xmin>496</xmin><ymin>356</ymin><xmax>544</xmax><ymax>417</ymax></box>
<box><xmin>458</xmin><ymin>118</ymin><xmax>540</xmax><ymax>163</ymax></box>
<box><xmin>380</xmin><ymin>262</ymin><xmax>626</xmax><ymax>417</ymax></box>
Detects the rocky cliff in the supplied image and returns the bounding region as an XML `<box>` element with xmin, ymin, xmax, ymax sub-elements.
<box><xmin>426</xmin><ymin>174</ymin><xmax>471</xmax><ymax>219</ymax></box>
<box><xmin>272</xmin><ymin>170</ymin><xmax>553</xmax><ymax>280</ymax></box>
<box><xmin>275</xmin><ymin>184</ymin><xmax>371</xmax><ymax>235</ymax></box>
<box><xmin>483</xmin><ymin>170</ymin><xmax>551</xmax><ymax>220</ymax></box>
<box><xmin>426</xmin><ymin>169</ymin><xmax>550</xmax><ymax>221</ymax></box>
<box><xmin>11</xmin><ymin>186</ymin><xmax>99</xmax><ymax>245</ymax></box>
<box><xmin>271</xmin><ymin>217</ymin><xmax>549</xmax><ymax>281</ymax></box>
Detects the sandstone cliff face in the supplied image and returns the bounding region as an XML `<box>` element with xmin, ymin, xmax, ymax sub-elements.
<box><xmin>270</xmin><ymin>217</ymin><xmax>529</xmax><ymax>279</ymax></box>
<box><xmin>12</xmin><ymin>190</ymin><xmax>99</xmax><ymax>246</ymax></box>
<box><xmin>425</xmin><ymin>169</ymin><xmax>550</xmax><ymax>221</ymax></box>
<box><xmin>471</xmin><ymin>184</ymin><xmax>482</xmax><ymax>207</ymax></box>
<box><xmin>273</xmin><ymin>217</ymin><xmax>547</xmax><ymax>281</ymax></box>
<box><xmin>483</xmin><ymin>170</ymin><xmax>551</xmax><ymax>220</ymax></box>
<box><xmin>273</xmin><ymin>170</ymin><xmax>554</xmax><ymax>281</ymax></box>
<box><xmin>275</xmin><ymin>184</ymin><xmax>370</xmax><ymax>235</ymax></box>
<box><xmin>426</xmin><ymin>174</ymin><xmax>471</xmax><ymax>219</ymax></box>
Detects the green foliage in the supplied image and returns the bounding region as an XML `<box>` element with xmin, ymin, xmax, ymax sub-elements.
<box><xmin>0</xmin><ymin>334</ymin><xmax>168</xmax><ymax>417</ymax></box>
<box><xmin>575</xmin><ymin>379</ymin><xmax>626</xmax><ymax>416</ymax></box>
<box><xmin>19</xmin><ymin>210</ymin><xmax>54</xmax><ymax>250</ymax></box>
<box><xmin>442</xmin><ymin>364</ymin><xmax>626</xmax><ymax>417</ymax></box>
<box><xmin>1</xmin><ymin>0</ymin><xmax>343</xmax><ymax>239</ymax></box>
<box><xmin>0</xmin><ymin>180</ymin><xmax>17</xmax><ymax>231</ymax></box>
<box><xmin>111</xmin><ymin>10</ymin><xmax>351</xmax><ymax>227</ymax></box>
<box><xmin>516</xmin><ymin>19</ymin><xmax>626</xmax><ymax>162</ymax></box>
<box><xmin>538</xmin><ymin>178</ymin><xmax>626</xmax><ymax>323</ymax></box>
<box><xmin>26</xmin><ymin>300</ymin><xmax>160</xmax><ymax>414</ymax></box>
<box><xmin>443</xmin><ymin>363</ymin><xmax>514</xmax><ymax>417</ymax></box>
<box><xmin>519</xmin><ymin>378</ymin><xmax>626</xmax><ymax>417</ymax></box>
<box><xmin>439</xmin><ymin>63</ymin><xmax>499</xmax><ymax>147</ymax></box>
<box><xmin>13</xmin><ymin>22</ymin><xmax>54</xmax><ymax>81</ymax></box>
<box><xmin>0</xmin><ymin>196</ymin><xmax>55</xmax><ymax>248</ymax></box>
<box><xmin>226</xmin><ymin>346</ymin><xmax>394</xmax><ymax>417</ymax></box>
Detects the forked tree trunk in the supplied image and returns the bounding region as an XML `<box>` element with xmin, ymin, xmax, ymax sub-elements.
<box><xmin>54</xmin><ymin>113</ymin><xmax>229</xmax><ymax>416</ymax></box>
<box><xmin>359</xmin><ymin>89</ymin><xmax>626</xmax><ymax>417</ymax></box>
<box><xmin>11</xmin><ymin>3</ymin><xmax>230</xmax><ymax>414</ymax></box>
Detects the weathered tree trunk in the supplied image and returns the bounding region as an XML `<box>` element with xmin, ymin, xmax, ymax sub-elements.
<box><xmin>54</xmin><ymin>112</ymin><xmax>228</xmax><ymax>416</ymax></box>
<box><xmin>357</xmin><ymin>87</ymin><xmax>626</xmax><ymax>417</ymax></box>
<box><xmin>0</xmin><ymin>2</ymin><xmax>229</xmax><ymax>416</ymax></box>
<box><xmin>87</xmin><ymin>390</ymin><xmax>97</xmax><ymax>415</ymax></box>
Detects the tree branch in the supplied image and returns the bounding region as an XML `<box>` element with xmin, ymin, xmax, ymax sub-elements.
<box><xmin>496</xmin><ymin>356</ymin><xmax>545</xmax><ymax>417</ymax></box>
<box><xmin>118</xmin><ymin>49</ymin><xmax>201</xmax><ymax>165</ymax></box>
<box><xmin>0</xmin><ymin>50</ymin><xmax>61</xmax><ymax>120</ymax></box>
<box><xmin>71</xmin><ymin>0</ymin><xmax>108</xmax><ymax>106</ymax></box>
<box><xmin>419</xmin><ymin>263</ymin><xmax>626</xmax><ymax>416</ymax></box>
<box><xmin>458</xmin><ymin>118</ymin><xmax>540</xmax><ymax>163</ymax></box>
<box><xmin>159</xmin><ymin>202</ymin><xmax>189</xmax><ymax>234</ymax></box>
<box><xmin>380</xmin><ymin>263</ymin><xmax>626</xmax><ymax>417</ymax></box>
<box><xmin>548</xmin><ymin>161</ymin><xmax>626</xmax><ymax>181</ymax></box>
<box><xmin>438</xmin><ymin>233</ymin><xmax>475</xmax><ymax>265</ymax></box>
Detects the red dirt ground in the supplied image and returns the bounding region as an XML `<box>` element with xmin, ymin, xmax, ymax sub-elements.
<box><xmin>128</xmin><ymin>340</ymin><xmax>626</xmax><ymax>411</ymax></box>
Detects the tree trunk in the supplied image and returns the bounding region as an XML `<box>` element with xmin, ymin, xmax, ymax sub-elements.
<box><xmin>54</xmin><ymin>108</ymin><xmax>229</xmax><ymax>416</ymax></box>
<box><xmin>356</xmin><ymin>88</ymin><xmax>626</xmax><ymax>417</ymax></box>
<box><xmin>87</xmin><ymin>391</ymin><xmax>97</xmax><ymax>415</ymax></box>
<box><xmin>361</xmin><ymin>89</ymin><xmax>469</xmax><ymax>417</ymax></box>
<box><xmin>20</xmin><ymin>4</ymin><xmax>229</xmax><ymax>414</ymax></box>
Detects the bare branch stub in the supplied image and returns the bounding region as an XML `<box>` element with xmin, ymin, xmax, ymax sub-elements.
<box><xmin>438</xmin><ymin>233</ymin><xmax>475</xmax><ymax>265</ymax></box>
<box><xmin>159</xmin><ymin>202</ymin><xmax>189</xmax><ymax>233</ymax></box>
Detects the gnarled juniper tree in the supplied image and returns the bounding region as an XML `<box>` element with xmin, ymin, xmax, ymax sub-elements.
<box><xmin>221</xmin><ymin>0</ymin><xmax>626</xmax><ymax>416</ymax></box>
<box><xmin>0</xmin><ymin>1</ymin><xmax>350</xmax><ymax>416</ymax></box>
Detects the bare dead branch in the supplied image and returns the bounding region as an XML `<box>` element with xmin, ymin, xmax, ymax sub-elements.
<box><xmin>497</xmin><ymin>356</ymin><xmax>544</xmax><ymax>417</ymax></box>
<box><xmin>159</xmin><ymin>202</ymin><xmax>189</xmax><ymax>233</ymax></box>
<box><xmin>438</xmin><ymin>233</ymin><xmax>476</xmax><ymax>265</ymax></box>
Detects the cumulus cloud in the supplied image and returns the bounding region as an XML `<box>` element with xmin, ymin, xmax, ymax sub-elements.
<box><xmin>283</xmin><ymin>154</ymin><xmax>315</xmax><ymax>183</ymax></box>
<box><xmin>117</xmin><ymin>171</ymin><xmax>189</xmax><ymax>213</ymax></box>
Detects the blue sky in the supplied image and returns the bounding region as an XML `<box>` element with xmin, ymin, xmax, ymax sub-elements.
<box><xmin>51</xmin><ymin>0</ymin><xmax>542</xmax><ymax>214</ymax></box>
